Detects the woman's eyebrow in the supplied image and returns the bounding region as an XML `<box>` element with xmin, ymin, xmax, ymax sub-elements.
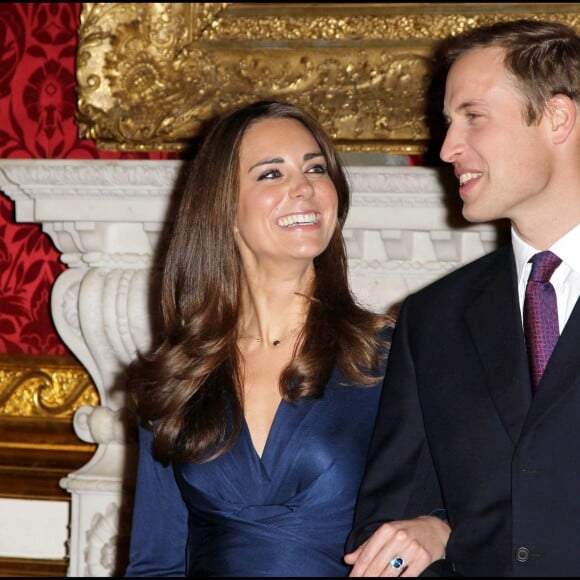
<box><xmin>248</xmin><ymin>151</ymin><xmax>323</xmax><ymax>172</ymax></box>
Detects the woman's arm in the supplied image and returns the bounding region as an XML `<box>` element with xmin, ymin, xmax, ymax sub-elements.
<box><xmin>125</xmin><ymin>425</ymin><xmax>189</xmax><ymax>577</ymax></box>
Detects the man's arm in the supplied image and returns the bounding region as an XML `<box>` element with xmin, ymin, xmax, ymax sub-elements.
<box><xmin>345</xmin><ymin>297</ymin><xmax>448</xmax><ymax>575</ymax></box>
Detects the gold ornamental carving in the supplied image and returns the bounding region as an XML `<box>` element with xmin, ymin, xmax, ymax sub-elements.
<box><xmin>0</xmin><ymin>356</ymin><xmax>98</xmax><ymax>504</ymax></box>
<box><xmin>0</xmin><ymin>355</ymin><xmax>99</xmax><ymax>418</ymax></box>
<box><xmin>76</xmin><ymin>3</ymin><xmax>580</xmax><ymax>154</ymax></box>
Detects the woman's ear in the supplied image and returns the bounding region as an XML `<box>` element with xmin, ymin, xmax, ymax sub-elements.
<box><xmin>546</xmin><ymin>94</ymin><xmax>577</xmax><ymax>144</ymax></box>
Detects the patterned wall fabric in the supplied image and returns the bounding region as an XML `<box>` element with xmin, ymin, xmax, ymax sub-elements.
<box><xmin>0</xmin><ymin>3</ymin><xmax>178</xmax><ymax>355</ymax></box>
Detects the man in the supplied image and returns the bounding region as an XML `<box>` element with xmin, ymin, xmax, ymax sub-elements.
<box><xmin>345</xmin><ymin>19</ymin><xmax>580</xmax><ymax>577</ymax></box>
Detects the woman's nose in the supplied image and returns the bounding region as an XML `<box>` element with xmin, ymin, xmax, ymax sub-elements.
<box><xmin>289</xmin><ymin>176</ymin><xmax>315</xmax><ymax>198</ymax></box>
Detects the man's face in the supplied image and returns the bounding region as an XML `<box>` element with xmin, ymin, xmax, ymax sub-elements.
<box><xmin>440</xmin><ymin>46</ymin><xmax>553</xmax><ymax>226</ymax></box>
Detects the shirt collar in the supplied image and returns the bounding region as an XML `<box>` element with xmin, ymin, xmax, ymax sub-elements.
<box><xmin>511</xmin><ymin>227</ymin><xmax>536</xmax><ymax>287</ymax></box>
<box><xmin>551</xmin><ymin>224</ymin><xmax>580</xmax><ymax>275</ymax></box>
<box><xmin>512</xmin><ymin>224</ymin><xmax>580</xmax><ymax>285</ymax></box>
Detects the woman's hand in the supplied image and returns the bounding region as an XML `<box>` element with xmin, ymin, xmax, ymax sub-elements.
<box><xmin>344</xmin><ymin>515</ymin><xmax>450</xmax><ymax>577</ymax></box>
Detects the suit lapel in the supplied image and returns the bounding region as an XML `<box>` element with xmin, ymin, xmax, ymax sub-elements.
<box><xmin>466</xmin><ymin>247</ymin><xmax>531</xmax><ymax>445</ymax></box>
<box><xmin>522</xmin><ymin>298</ymin><xmax>580</xmax><ymax>431</ymax></box>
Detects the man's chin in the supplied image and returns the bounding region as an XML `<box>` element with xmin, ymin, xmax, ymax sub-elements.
<box><xmin>461</xmin><ymin>206</ymin><xmax>495</xmax><ymax>224</ymax></box>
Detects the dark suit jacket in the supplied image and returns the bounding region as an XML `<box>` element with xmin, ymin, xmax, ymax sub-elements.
<box><xmin>347</xmin><ymin>243</ymin><xmax>580</xmax><ymax>577</ymax></box>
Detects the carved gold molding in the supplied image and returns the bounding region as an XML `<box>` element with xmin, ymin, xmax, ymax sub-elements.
<box><xmin>0</xmin><ymin>355</ymin><xmax>98</xmax><ymax>501</ymax></box>
<box><xmin>76</xmin><ymin>3</ymin><xmax>580</xmax><ymax>155</ymax></box>
<box><xmin>0</xmin><ymin>355</ymin><xmax>99</xmax><ymax>418</ymax></box>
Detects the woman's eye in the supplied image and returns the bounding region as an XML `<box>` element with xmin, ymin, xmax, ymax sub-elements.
<box><xmin>258</xmin><ymin>168</ymin><xmax>282</xmax><ymax>180</ymax></box>
<box><xmin>307</xmin><ymin>164</ymin><xmax>327</xmax><ymax>174</ymax></box>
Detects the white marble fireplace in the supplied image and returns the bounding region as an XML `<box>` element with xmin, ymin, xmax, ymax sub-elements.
<box><xmin>0</xmin><ymin>159</ymin><xmax>505</xmax><ymax>576</ymax></box>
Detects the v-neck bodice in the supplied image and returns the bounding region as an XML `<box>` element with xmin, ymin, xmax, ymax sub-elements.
<box><xmin>243</xmin><ymin>397</ymin><xmax>284</xmax><ymax>463</ymax></box>
<box><xmin>176</xmin><ymin>377</ymin><xmax>382</xmax><ymax>576</ymax></box>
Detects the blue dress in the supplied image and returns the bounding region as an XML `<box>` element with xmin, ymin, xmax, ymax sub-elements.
<box><xmin>125</xmin><ymin>350</ymin><xmax>388</xmax><ymax>577</ymax></box>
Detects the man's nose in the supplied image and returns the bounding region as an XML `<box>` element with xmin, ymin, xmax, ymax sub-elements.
<box><xmin>439</xmin><ymin>124</ymin><xmax>463</xmax><ymax>164</ymax></box>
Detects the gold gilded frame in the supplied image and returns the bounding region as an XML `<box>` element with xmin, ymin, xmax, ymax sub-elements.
<box><xmin>76</xmin><ymin>3</ymin><xmax>580</xmax><ymax>155</ymax></box>
<box><xmin>0</xmin><ymin>355</ymin><xmax>98</xmax><ymax>501</ymax></box>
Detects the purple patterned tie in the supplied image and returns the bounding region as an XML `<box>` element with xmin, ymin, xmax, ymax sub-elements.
<box><xmin>523</xmin><ymin>251</ymin><xmax>562</xmax><ymax>392</ymax></box>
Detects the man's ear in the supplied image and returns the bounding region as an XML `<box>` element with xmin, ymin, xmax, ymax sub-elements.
<box><xmin>546</xmin><ymin>94</ymin><xmax>577</xmax><ymax>144</ymax></box>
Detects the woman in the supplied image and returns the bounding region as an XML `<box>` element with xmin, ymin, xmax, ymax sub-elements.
<box><xmin>124</xmin><ymin>101</ymin><xmax>441</xmax><ymax>577</ymax></box>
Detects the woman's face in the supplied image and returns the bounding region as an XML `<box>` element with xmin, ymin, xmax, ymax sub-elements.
<box><xmin>234</xmin><ymin>117</ymin><xmax>339</xmax><ymax>269</ymax></box>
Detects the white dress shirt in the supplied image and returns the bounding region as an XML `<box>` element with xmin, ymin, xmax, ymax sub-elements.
<box><xmin>512</xmin><ymin>224</ymin><xmax>580</xmax><ymax>333</ymax></box>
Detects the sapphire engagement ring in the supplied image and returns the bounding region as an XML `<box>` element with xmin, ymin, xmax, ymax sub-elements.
<box><xmin>389</xmin><ymin>556</ymin><xmax>406</xmax><ymax>570</ymax></box>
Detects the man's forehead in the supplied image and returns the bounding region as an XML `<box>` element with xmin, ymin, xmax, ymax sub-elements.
<box><xmin>444</xmin><ymin>51</ymin><xmax>511</xmax><ymax>102</ymax></box>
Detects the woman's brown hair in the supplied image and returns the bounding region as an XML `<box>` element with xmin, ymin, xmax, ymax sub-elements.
<box><xmin>128</xmin><ymin>100</ymin><xmax>390</xmax><ymax>463</ymax></box>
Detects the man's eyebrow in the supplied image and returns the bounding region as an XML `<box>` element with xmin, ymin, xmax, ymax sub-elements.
<box><xmin>445</xmin><ymin>100</ymin><xmax>483</xmax><ymax>115</ymax></box>
<box><xmin>457</xmin><ymin>100</ymin><xmax>482</xmax><ymax>111</ymax></box>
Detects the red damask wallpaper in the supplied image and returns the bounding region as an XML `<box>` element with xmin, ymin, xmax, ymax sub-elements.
<box><xmin>0</xmin><ymin>3</ymin><xmax>177</xmax><ymax>355</ymax></box>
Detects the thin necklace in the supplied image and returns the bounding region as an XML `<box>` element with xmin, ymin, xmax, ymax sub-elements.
<box><xmin>239</xmin><ymin>325</ymin><xmax>300</xmax><ymax>347</ymax></box>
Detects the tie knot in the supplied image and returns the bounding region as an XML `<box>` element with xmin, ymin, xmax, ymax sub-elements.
<box><xmin>528</xmin><ymin>251</ymin><xmax>562</xmax><ymax>283</ymax></box>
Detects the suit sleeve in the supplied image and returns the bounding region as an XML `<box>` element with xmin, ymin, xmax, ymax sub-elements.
<box><xmin>125</xmin><ymin>424</ymin><xmax>189</xmax><ymax>577</ymax></box>
<box><xmin>346</xmin><ymin>295</ymin><xmax>445</xmax><ymax>551</ymax></box>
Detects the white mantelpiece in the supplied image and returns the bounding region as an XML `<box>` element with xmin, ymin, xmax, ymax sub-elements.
<box><xmin>0</xmin><ymin>159</ymin><xmax>504</xmax><ymax>576</ymax></box>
